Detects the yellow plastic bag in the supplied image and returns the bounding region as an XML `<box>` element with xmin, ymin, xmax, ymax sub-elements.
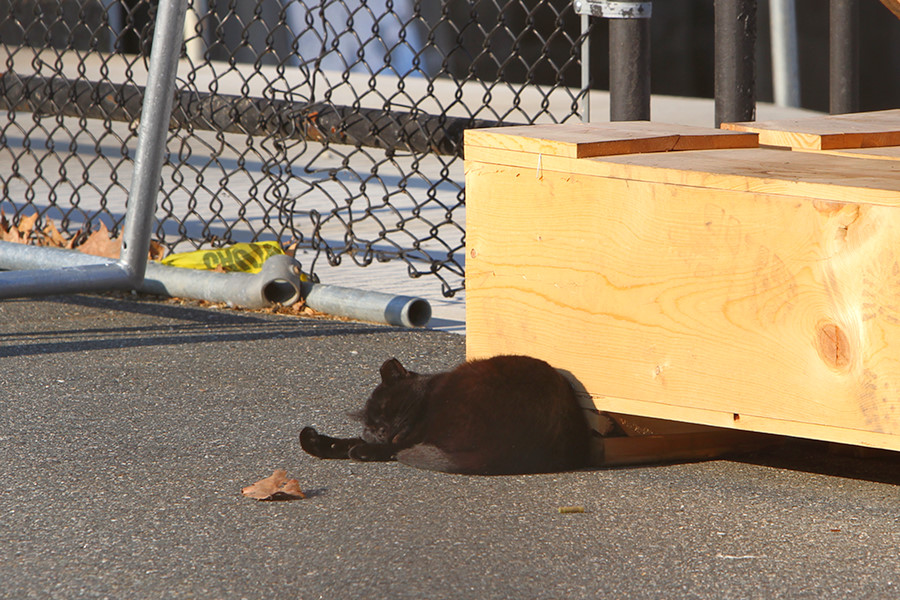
<box><xmin>160</xmin><ymin>241</ymin><xmax>285</xmax><ymax>274</ymax></box>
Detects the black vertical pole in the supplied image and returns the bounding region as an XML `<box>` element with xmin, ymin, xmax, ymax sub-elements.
<box><xmin>829</xmin><ymin>0</ymin><xmax>859</xmax><ymax>114</ymax></box>
<box><xmin>714</xmin><ymin>0</ymin><xmax>757</xmax><ymax>127</ymax></box>
<box><xmin>609</xmin><ymin>16</ymin><xmax>651</xmax><ymax>121</ymax></box>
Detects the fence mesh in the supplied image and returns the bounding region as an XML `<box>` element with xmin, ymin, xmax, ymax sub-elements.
<box><xmin>0</xmin><ymin>0</ymin><xmax>589</xmax><ymax>297</ymax></box>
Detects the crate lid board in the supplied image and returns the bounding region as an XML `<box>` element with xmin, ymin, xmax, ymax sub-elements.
<box><xmin>881</xmin><ymin>0</ymin><xmax>900</xmax><ymax>19</ymax></box>
<box><xmin>464</xmin><ymin>121</ymin><xmax>758</xmax><ymax>159</ymax></box>
<box><xmin>596</xmin><ymin>147</ymin><xmax>900</xmax><ymax>205</ymax></box>
<box><xmin>815</xmin><ymin>146</ymin><xmax>900</xmax><ymax>162</ymax></box>
<box><xmin>722</xmin><ymin>108</ymin><xmax>900</xmax><ymax>150</ymax></box>
<box><xmin>466</xmin><ymin>141</ymin><xmax>900</xmax><ymax>208</ymax></box>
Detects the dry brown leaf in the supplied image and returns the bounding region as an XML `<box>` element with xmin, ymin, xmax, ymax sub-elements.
<box><xmin>0</xmin><ymin>210</ymin><xmax>34</xmax><ymax>243</ymax></box>
<box><xmin>76</xmin><ymin>221</ymin><xmax>122</xmax><ymax>259</ymax></box>
<box><xmin>16</xmin><ymin>212</ymin><xmax>39</xmax><ymax>237</ymax></box>
<box><xmin>1</xmin><ymin>224</ymin><xmax>23</xmax><ymax>243</ymax></box>
<box><xmin>148</xmin><ymin>240</ymin><xmax>166</xmax><ymax>261</ymax></box>
<box><xmin>241</xmin><ymin>469</ymin><xmax>306</xmax><ymax>501</ymax></box>
<box><xmin>0</xmin><ymin>211</ymin><xmax>10</xmax><ymax>240</ymax></box>
<box><xmin>64</xmin><ymin>228</ymin><xmax>81</xmax><ymax>249</ymax></box>
<box><xmin>0</xmin><ymin>213</ymin><xmax>165</xmax><ymax>261</ymax></box>
<box><xmin>40</xmin><ymin>219</ymin><xmax>68</xmax><ymax>248</ymax></box>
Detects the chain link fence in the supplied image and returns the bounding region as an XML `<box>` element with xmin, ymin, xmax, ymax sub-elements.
<box><xmin>0</xmin><ymin>0</ymin><xmax>589</xmax><ymax>296</ymax></box>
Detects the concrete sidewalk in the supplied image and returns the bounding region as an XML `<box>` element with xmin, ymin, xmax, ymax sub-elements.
<box><xmin>2</xmin><ymin>293</ymin><xmax>899</xmax><ymax>599</ymax></box>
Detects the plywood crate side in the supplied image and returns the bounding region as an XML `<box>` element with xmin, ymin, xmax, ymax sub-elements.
<box><xmin>593</xmin><ymin>394</ymin><xmax>900</xmax><ymax>452</ymax></box>
<box><xmin>465</xmin><ymin>156</ymin><xmax>900</xmax><ymax>450</ymax></box>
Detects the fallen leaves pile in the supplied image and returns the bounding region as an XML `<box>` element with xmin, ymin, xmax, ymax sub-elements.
<box><xmin>0</xmin><ymin>210</ymin><xmax>165</xmax><ymax>260</ymax></box>
<box><xmin>241</xmin><ymin>469</ymin><xmax>306</xmax><ymax>501</ymax></box>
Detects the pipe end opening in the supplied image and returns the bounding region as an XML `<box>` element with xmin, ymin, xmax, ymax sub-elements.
<box><xmin>263</xmin><ymin>279</ymin><xmax>301</xmax><ymax>305</ymax></box>
<box><xmin>404</xmin><ymin>298</ymin><xmax>432</xmax><ymax>328</ymax></box>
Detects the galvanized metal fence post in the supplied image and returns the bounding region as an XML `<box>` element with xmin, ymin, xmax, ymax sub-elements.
<box><xmin>770</xmin><ymin>0</ymin><xmax>801</xmax><ymax>107</ymax></box>
<box><xmin>580</xmin><ymin>11</ymin><xmax>591</xmax><ymax>122</ymax></box>
<box><xmin>0</xmin><ymin>0</ymin><xmax>188</xmax><ymax>298</ymax></box>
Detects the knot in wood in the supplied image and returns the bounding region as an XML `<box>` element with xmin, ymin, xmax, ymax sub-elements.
<box><xmin>816</xmin><ymin>321</ymin><xmax>852</xmax><ymax>370</ymax></box>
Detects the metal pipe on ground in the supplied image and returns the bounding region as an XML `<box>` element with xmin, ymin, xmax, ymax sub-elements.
<box><xmin>140</xmin><ymin>254</ymin><xmax>304</xmax><ymax>308</ymax></box>
<box><xmin>0</xmin><ymin>243</ymin><xmax>431</xmax><ymax>327</ymax></box>
<box><xmin>0</xmin><ymin>243</ymin><xmax>302</xmax><ymax>308</ymax></box>
<box><xmin>300</xmin><ymin>281</ymin><xmax>431</xmax><ymax>329</ymax></box>
<box><xmin>0</xmin><ymin>259</ymin><xmax>132</xmax><ymax>298</ymax></box>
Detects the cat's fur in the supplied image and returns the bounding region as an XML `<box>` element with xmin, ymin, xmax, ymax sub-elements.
<box><xmin>299</xmin><ymin>355</ymin><xmax>591</xmax><ymax>475</ymax></box>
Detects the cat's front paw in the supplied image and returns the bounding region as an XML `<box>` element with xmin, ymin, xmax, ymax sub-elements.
<box><xmin>300</xmin><ymin>427</ymin><xmax>365</xmax><ymax>459</ymax></box>
<box><xmin>348</xmin><ymin>442</ymin><xmax>397</xmax><ymax>462</ymax></box>
<box><xmin>299</xmin><ymin>426</ymin><xmax>324</xmax><ymax>457</ymax></box>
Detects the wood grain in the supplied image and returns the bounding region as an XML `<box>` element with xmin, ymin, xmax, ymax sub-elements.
<box><xmin>465</xmin><ymin>152</ymin><xmax>900</xmax><ymax>451</ymax></box>
<box><xmin>722</xmin><ymin>109</ymin><xmax>900</xmax><ymax>150</ymax></box>
<box><xmin>464</xmin><ymin>145</ymin><xmax>900</xmax><ymax>206</ymax></box>
<box><xmin>465</xmin><ymin>121</ymin><xmax>757</xmax><ymax>158</ymax></box>
<box><xmin>880</xmin><ymin>0</ymin><xmax>900</xmax><ymax>20</ymax></box>
<box><xmin>802</xmin><ymin>145</ymin><xmax>900</xmax><ymax>162</ymax></box>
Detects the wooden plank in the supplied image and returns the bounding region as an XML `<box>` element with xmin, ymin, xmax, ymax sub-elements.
<box><xmin>608</xmin><ymin>413</ymin><xmax>723</xmax><ymax>436</ymax></box>
<box><xmin>722</xmin><ymin>109</ymin><xmax>900</xmax><ymax>150</ymax></box>
<box><xmin>596</xmin><ymin>430</ymin><xmax>781</xmax><ymax>467</ymax></box>
<box><xmin>593</xmin><ymin>393</ymin><xmax>900</xmax><ymax>452</ymax></box>
<box><xmin>465</xmin><ymin>158</ymin><xmax>900</xmax><ymax>451</ymax></box>
<box><xmin>881</xmin><ymin>0</ymin><xmax>900</xmax><ymax>20</ymax></box>
<box><xmin>465</xmin><ymin>121</ymin><xmax>757</xmax><ymax>159</ymax></box>
<box><xmin>464</xmin><ymin>145</ymin><xmax>900</xmax><ymax>207</ymax></box>
<box><xmin>809</xmin><ymin>145</ymin><xmax>900</xmax><ymax>162</ymax></box>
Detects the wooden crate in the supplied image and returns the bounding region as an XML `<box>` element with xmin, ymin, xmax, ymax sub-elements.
<box><xmin>464</xmin><ymin>120</ymin><xmax>900</xmax><ymax>452</ymax></box>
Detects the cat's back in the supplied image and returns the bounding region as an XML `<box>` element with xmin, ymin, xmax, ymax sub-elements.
<box><xmin>409</xmin><ymin>355</ymin><xmax>590</xmax><ymax>474</ymax></box>
<box><xmin>443</xmin><ymin>355</ymin><xmax>574</xmax><ymax>404</ymax></box>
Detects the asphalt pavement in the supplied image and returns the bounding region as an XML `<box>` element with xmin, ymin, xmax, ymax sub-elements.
<box><xmin>2</xmin><ymin>293</ymin><xmax>899</xmax><ymax>599</ymax></box>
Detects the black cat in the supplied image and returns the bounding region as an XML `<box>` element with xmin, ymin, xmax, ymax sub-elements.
<box><xmin>299</xmin><ymin>355</ymin><xmax>591</xmax><ymax>475</ymax></box>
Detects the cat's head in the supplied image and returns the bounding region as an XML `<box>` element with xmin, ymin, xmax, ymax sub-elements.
<box><xmin>354</xmin><ymin>358</ymin><xmax>424</xmax><ymax>446</ymax></box>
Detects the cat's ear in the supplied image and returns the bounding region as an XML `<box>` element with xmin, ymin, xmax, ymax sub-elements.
<box><xmin>380</xmin><ymin>358</ymin><xmax>410</xmax><ymax>382</ymax></box>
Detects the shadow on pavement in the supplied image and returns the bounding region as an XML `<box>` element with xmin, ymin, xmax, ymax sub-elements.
<box><xmin>0</xmin><ymin>293</ymin><xmax>393</xmax><ymax>358</ymax></box>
